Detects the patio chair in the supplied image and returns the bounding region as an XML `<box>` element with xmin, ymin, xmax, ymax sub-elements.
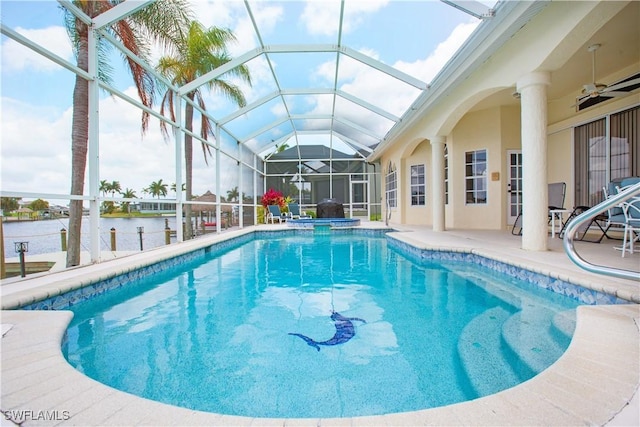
<box><xmin>511</xmin><ymin>182</ymin><xmax>566</xmax><ymax>236</ymax></box>
<box><xmin>616</xmin><ymin>178</ymin><xmax>640</xmax><ymax>257</ymax></box>
<box><xmin>601</xmin><ymin>177</ymin><xmax>638</xmax><ymax>240</ymax></box>
<box><xmin>267</xmin><ymin>205</ymin><xmax>286</xmax><ymax>224</ymax></box>
<box><xmin>558</xmin><ymin>205</ymin><xmax>609</xmax><ymax>242</ymax></box>
<box><xmin>619</xmin><ymin>194</ymin><xmax>640</xmax><ymax>257</ymax></box>
<box><xmin>287</xmin><ymin>203</ymin><xmax>310</xmax><ymax>220</ymax></box>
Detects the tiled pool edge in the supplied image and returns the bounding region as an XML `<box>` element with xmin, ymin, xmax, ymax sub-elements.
<box><xmin>1</xmin><ymin>304</ymin><xmax>637</xmax><ymax>426</ymax></box>
<box><xmin>385</xmin><ymin>234</ymin><xmax>632</xmax><ymax>305</ymax></box>
<box><xmin>2</xmin><ymin>227</ymin><xmax>389</xmax><ymax>311</ymax></box>
<box><xmin>3</xmin><ymin>225</ymin><xmax>635</xmax><ymax>311</ymax></box>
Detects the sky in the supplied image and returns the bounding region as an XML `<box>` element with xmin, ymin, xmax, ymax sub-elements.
<box><xmin>0</xmin><ymin>0</ymin><xmax>487</xmax><ymax>203</ymax></box>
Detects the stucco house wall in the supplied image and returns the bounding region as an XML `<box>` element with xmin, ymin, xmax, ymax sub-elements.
<box><xmin>403</xmin><ymin>140</ymin><xmax>431</xmax><ymax>225</ymax></box>
<box><xmin>376</xmin><ymin>1</ymin><xmax>638</xmax><ymax>233</ymax></box>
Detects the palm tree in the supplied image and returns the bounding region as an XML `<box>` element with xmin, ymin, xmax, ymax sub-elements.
<box><xmin>226</xmin><ymin>186</ymin><xmax>239</xmax><ymax>203</ymax></box>
<box><xmin>120</xmin><ymin>188</ymin><xmax>137</xmax><ymax>214</ymax></box>
<box><xmin>145</xmin><ymin>179</ymin><xmax>168</xmax><ymax>211</ymax></box>
<box><xmin>99</xmin><ymin>180</ymin><xmax>109</xmax><ymax>196</ymax></box>
<box><xmin>145</xmin><ymin>179</ymin><xmax>169</xmax><ymax>198</ymax></box>
<box><xmin>157</xmin><ymin>21</ymin><xmax>251</xmax><ymax>240</ymax></box>
<box><xmin>109</xmin><ymin>180</ymin><xmax>121</xmax><ymax>197</ymax></box>
<box><xmin>62</xmin><ymin>1</ymin><xmax>192</xmax><ymax>267</ymax></box>
<box><xmin>99</xmin><ymin>180</ymin><xmax>111</xmax><ymax>212</ymax></box>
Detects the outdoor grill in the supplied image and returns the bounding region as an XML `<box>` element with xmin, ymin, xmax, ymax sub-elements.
<box><xmin>316</xmin><ymin>198</ymin><xmax>345</xmax><ymax>218</ymax></box>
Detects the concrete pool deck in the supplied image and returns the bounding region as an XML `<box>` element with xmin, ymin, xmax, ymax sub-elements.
<box><xmin>1</xmin><ymin>223</ymin><xmax>639</xmax><ymax>426</ymax></box>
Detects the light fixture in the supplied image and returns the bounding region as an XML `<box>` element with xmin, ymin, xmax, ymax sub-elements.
<box><xmin>14</xmin><ymin>241</ymin><xmax>29</xmax><ymax>277</ymax></box>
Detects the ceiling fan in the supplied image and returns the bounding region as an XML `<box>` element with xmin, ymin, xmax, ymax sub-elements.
<box><xmin>574</xmin><ymin>43</ymin><xmax>640</xmax><ymax>110</ymax></box>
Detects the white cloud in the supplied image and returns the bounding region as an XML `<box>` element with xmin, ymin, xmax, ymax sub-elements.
<box><xmin>301</xmin><ymin>0</ymin><xmax>388</xmax><ymax>36</ymax></box>
<box><xmin>394</xmin><ymin>21</ymin><xmax>479</xmax><ymax>83</ymax></box>
<box><xmin>0</xmin><ymin>97</ymin><xmax>72</xmax><ymax>194</ymax></box>
<box><xmin>342</xmin><ymin>0</ymin><xmax>389</xmax><ymax>33</ymax></box>
<box><xmin>305</xmin><ymin>21</ymin><xmax>478</xmax><ymax>141</ymax></box>
<box><xmin>270</xmin><ymin>100</ymin><xmax>288</xmax><ymax>118</ymax></box>
<box><xmin>300</xmin><ymin>0</ymin><xmax>340</xmax><ymax>37</ymax></box>
<box><xmin>1</xmin><ymin>26</ymin><xmax>73</xmax><ymax>73</ymax></box>
<box><xmin>190</xmin><ymin>0</ymin><xmax>283</xmax><ymax>56</ymax></box>
<box><xmin>191</xmin><ymin>0</ymin><xmax>237</xmax><ymax>29</ymax></box>
<box><xmin>187</xmin><ymin>1</ymin><xmax>282</xmax><ymax>120</ymax></box>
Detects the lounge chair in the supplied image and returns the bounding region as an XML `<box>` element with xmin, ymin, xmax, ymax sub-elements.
<box><xmin>267</xmin><ymin>205</ymin><xmax>286</xmax><ymax>223</ymax></box>
<box><xmin>547</xmin><ymin>182</ymin><xmax>566</xmax><ymax>214</ymax></box>
<box><xmin>511</xmin><ymin>182</ymin><xmax>566</xmax><ymax>236</ymax></box>
<box><xmin>287</xmin><ymin>203</ymin><xmax>310</xmax><ymax>220</ymax></box>
<box><xmin>547</xmin><ymin>182</ymin><xmax>568</xmax><ymax>237</ymax></box>
<box><xmin>559</xmin><ymin>179</ymin><xmax>638</xmax><ymax>242</ymax></box>
<box><xmin>558</xmin><ymin>205</ymin><xmax>609</xmax><ymax>242</ymax></box>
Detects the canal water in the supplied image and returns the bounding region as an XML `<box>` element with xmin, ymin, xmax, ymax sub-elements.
<box><xmin>2</xmin><ymin>217</ymin><xmax>179</xmax><ymax>256</ymax></box>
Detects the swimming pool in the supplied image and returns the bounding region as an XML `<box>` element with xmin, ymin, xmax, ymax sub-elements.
<box><xmin>62</xmin><ymin>230</ymin><xmax>582</xmax><ymax>418</ymax></box>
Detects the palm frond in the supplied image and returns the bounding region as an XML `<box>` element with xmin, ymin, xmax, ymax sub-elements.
<box><xmin>159</xmin><ymin>90</ymin><xmax>176</xmax><ymax>142</ymax></box>
<box><xmin>128</xmin><ymin>0</ymin><xmax>194</xmax><ymax>51</ymax></box>
<box><xmin>195</xmin><ymin>93</ymin><xmax>214</xmax><ymax>164</ymax></box>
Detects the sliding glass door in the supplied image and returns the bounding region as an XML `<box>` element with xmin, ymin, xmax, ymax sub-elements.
<box><xmin>574</xmin><ymin>106</ymin><xmax>639</xmax><ymax>206</ymax></box>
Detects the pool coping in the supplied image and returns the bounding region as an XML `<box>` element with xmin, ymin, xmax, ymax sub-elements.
<box><xmin>1</xmin><ymin>225</ymin><xmax>639</xmax><ymax>425</ymax></box>
<box><xmin>1</xmin><ymin>305</ymin><xmax>637</xmax><ymax>426</ymax></box>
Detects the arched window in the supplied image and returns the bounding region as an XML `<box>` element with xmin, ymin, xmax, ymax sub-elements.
<box><xmin>444</xmin><ymin>144</ymin><xmax>449</xmax><ymax>205</ymax></box>
<box><xmin>385</xmin><ymin>162</ymin><xmax>397</xmax><ymax>208</ymax></box>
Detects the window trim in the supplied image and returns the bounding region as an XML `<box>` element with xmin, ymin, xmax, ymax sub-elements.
<box><xmin>409</xmin><ymin>164</ymin><xmax>426</xmax><ymax>206</ymax></box>
<box><xmin>444</xmin><ymin>144</ymin><xmax>449</xmax><ymax>205</ymax></box>
<box><xmin>465</xmin><ymin>148</ymin><xmax>488</xmax><ymax>205</ymax></box>
<box><xmin>385</xmin><ymin>162</ymin><xmax>397</xmax><ymax>208</ymax></box>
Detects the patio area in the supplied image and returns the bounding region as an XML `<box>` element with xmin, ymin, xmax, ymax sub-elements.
<box><xmin>1</xmin><ymin>223</ymin><xmax>638</xmax><ymax>426</ymax></box>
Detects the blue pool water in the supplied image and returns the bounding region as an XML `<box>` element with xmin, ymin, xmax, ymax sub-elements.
<box><xmin>63</xmin><ymin>232</ymin><xmax>580</xmax><ymax>418</ymax></box>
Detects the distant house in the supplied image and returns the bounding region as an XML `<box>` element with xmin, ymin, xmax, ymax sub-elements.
<box><xmin>138</xmin><ymin>201</ymin><xmax>175</xmax><ymax>215</ymax></box>
<box><xmin>48</xmin><ymin>205</ymin><xmax>69</xmax><ymax>217</ymax></box>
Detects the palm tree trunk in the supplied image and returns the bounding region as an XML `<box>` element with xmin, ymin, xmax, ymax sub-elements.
<box><xmin>184</xmin><ymin>96</ymin><xmax>194</xmax><ymax>240</ymax></box>
<box><xmin>66</xmin><ymin>38</ymin><xmax>89</xmax><ymax>267</ymax></box>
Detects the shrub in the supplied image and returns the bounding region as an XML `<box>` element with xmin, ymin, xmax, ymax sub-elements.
<box><xmin>261</xmin><ymin>189</ymin><xmax>285</xmax><ymax>209</ymax></box>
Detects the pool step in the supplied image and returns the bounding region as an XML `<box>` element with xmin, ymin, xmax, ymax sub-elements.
<box><xmin>550</xmin><ymin>309</ymin><xmax>576</xmax><ymax>348</ymax></box>
<box><xmin>457</xmin><ymin>306</ymin><xmax>521</xmax><ymax>397</ymax></box>
<box><xmin>501</xmin><ymin>307</ymin><xmax>567</xmax><ymax>375</ymax></box>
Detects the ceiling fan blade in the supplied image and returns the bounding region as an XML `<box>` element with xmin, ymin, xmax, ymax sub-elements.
<box><xmin>571</xmin><ymin>95</ymin><xmax>589</xmax><ymax>108</ymax></box>
<box><xmin>603</xmin><ymin>78</ymin><xmax>640</xmax><ymax>92</ymax></box>
<box><xmin>599</xmin><ymin>91</ymin><xmax>629</xmax><ymax>98</ymax></box>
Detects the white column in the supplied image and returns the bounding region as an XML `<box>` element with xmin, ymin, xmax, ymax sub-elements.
<box><xmin>238</xmin><ymin>136</ymin><xmax>243</xmax><ymax>228</ymax></box>
<box><xmin>215</xmin><ymin>125</ymin><xmax>222</xmax><ymax>232</ymax></box>
<box><xmin>517</xmin><ymin>71</ymin><xmax>550</xmax><ymax>251</ymax></box>
<box><xmin>88</xmin><ymin>26</ymin><xmax>101</xmax><ymax>263</ymax></box>
<box><xmin>173</xmin><ymin>93</ymin><xmax>184</xmax><ymax>242</ymax></box>
<box><xmin>430</xmin><ymin>136</ymin><xmax>446</xmax><ymax>232</ymax></box>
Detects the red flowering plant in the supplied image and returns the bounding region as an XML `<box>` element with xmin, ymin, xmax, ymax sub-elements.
<box><xmin>261</xmin><ymin>188</ymin><xmax>286</xmax><ymax>209</ymax></box>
